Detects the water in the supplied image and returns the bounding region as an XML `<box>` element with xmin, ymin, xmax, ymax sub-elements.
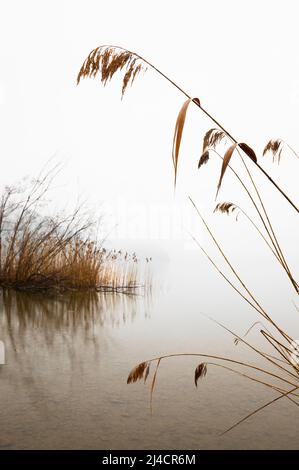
<box><xmin>0</xmin><ymin>250</ymin><xmax>298</xmax><ymax>450</ymax></box>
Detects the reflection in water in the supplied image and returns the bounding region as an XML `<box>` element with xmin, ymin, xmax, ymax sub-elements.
<box><xmin>0</xmin><ymin>288</ymin><xmax>152</xmax><ymax>450</ymax></box>
<box><xmin>0</xmin><ymin>288</ymin><xmax>151</xmax><ymax>352</ymax></box>
<box><xmin>0</xmin><ymin>263</ymin><xmax>298</xmax><ymax>450</ymax></box>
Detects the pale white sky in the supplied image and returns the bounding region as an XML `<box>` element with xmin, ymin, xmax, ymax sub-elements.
<box><xmin>0</xmin><ymin>0</ymin><xmax>298</xmax><ymax>250</ymax></box>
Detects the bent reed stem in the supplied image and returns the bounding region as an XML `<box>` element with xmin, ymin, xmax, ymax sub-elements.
<box><xmin>85</xmin><ymin>45</ymin><xmax>299</xmax><ymax>213</ymax></box>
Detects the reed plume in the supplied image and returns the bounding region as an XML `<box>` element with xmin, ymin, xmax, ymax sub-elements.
<box><xmin>127</xmin><ymin>362</ymin><xmax>149</xmax><ymax>384</ymax></box>
<box><xmin>78</xmin><ymin>44</ymin><xmax>299</xmax><ymax>213</ymax></box>
<box><xmin>77</xmin><ymin>46</ymin><xmax>147</xmax><ymax>98</ymax></box>
<box><xmin>214</xmin><ymin>202</ymin><xmax>237</xmax><ymax>215</ymax></box>
<box><xmin>263</xmin><ymin>138</ymin><xmax>299</xmax><ymax>163</ymax></box>
<box><xmin>77</xmin><ymin>43</ymin><xmax>299</xmax><ymax>434</ymax></box>
<box><xmin>194</xmin><ymin>363</ymin><xmax>208</xmax><ymax>386</ymax></box>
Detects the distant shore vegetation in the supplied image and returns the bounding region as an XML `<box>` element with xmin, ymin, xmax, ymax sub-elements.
<box><xmin>0</xmin><ymin>165</ymin><xmax>149</xmax><ymax>293</ymax></box>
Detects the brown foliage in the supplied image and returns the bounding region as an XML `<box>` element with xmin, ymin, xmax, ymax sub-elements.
<box><xmin>77</xmin><ymin>46</ymin><xmax>146</xmax><ymax>97</ymax></box>
<box><xmin>127</xmin><ymin>362</ymin><xmax>149</xmax><ymax>384</ymax></box>
<box><xmin>172</xmin><ymin>98</ymin><xmax>192</xmax><ymax>186</ymax></box>
<box><xmin>194</xmin><ymin>363</ymin><xmax>208</xmax><ymax>386</ymax></box>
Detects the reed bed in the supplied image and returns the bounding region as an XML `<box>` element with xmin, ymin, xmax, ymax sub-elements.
<box><xmin>77</xmin><ymin>44</ymin><xmax>299</xmax><ymax>434</ymax></box>
<box><xmin>0</xmin><ymin>167</ymin><xmax>148</xmax><ymax>293</ymax></box>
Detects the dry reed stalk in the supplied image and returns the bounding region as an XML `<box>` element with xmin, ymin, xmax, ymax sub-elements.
<box><xmin>127</xmin><ymin>351</ymin><xmax>299</xmax><ymax>411</ymax></box>
<box><xmin>199</xmin><ymin>140</ymin><xmax>298</xmax><ymax>293</ymax></box>
<box><xmin>0</xmin><ymin>170</ymin><xmax>148</xmax><ymax>293</ymax></box>
<box><xmin>78</xmin><ymin>45</ymin><xmax>299</xmax><ymax>294</ymax></box>
<box><xmin>78</xmin><ymin>44</ymin><xmax>299</xmax><ymax>213</ymax></box>
<box><xmin>77</xmin><ymin>44</ymin><xmax>299</xmax><ymax>434</ymax></box>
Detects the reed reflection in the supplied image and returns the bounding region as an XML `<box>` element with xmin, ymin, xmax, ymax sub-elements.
<box><xmin>0</xmin><ymin>288</ymin><xmax>151</xmax><ymax>355</ymax></box>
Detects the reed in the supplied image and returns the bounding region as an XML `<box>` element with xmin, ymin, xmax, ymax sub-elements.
<box><xmin>78</xmin><ymin>44</ymin><xmax>299</xmax><ymax>434</ymax></box>
<box><xmin>0</xmin><ymin>167</ymin><xmax>147</xmax><ymax>293</ymax></box>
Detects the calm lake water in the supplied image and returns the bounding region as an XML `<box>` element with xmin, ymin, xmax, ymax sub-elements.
<box><xmin>0</xmin><ymin>249</ymin><xmax>298</xmax><ymax>450</ymax></box>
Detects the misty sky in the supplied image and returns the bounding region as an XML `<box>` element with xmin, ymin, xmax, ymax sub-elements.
<box><xmin>0</xmin><ymin>0</ymin><xmax>298</xmax><ymax>250</ymax></box>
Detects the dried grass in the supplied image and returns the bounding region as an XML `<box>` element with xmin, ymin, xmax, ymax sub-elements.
<box><xmin>214</xmin><ymin>202</ymin><xmax>237</xmax><ymax>215</ymax></box>
<box><xmin>263</xmin><ymin>139</ymin><xmax>283</xmax><ymax>162</ymax></box>
<box><xmin>77</xmin><ymin>46</ymin><xmax>147</xmax><ymax>98</ymax></box>
<box><xmin>127</xmin><ymin>362</ymin><xmax>149</xmax><ymax>384</ymax></box>
<box><xmin>202</xmin><ymin>128</ymin><xmax>227</xmax><ymax>154</ymax></box>
<box><xmin>0</xmin><ymin>169</ymin><xmax>148</xmax><ymax>293</ymax></box>
<box><xmin>77</xmin><ymin>43</ymin><xmax>299</xmax><ymax>434</ymax></box>
<box><xmin>197</xmin><ymin>150</ymin><xmax>210</xmax><ymax>169</ymax></box>
<box><xmin>172</xmin><ymin>98</ymin><xmax>192</xmax><ymax>186</ymax></box>
<box><xmin>263</xmin><ymin>138</ymin><xmax>299</xmax><ymax>163</ymax></box>
<box><xmin>194</xmin><ymin>363</ymin><xmax>208</xmax><ymax>386</ymax></box>
<box><xmin>216</xmin><ymin>143</ymin><xmax>238</xmax><ymax>198</ymax></box>
<box><xmin>78</xmin><ymin>44</ymin><xmax>299</xmax><ymax>212</ymax></box>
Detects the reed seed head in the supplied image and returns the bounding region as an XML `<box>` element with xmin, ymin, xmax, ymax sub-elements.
<box><xmin>198</xmin><ymin>150</ymin><xmax>210</xmax><ymax>169</ymax></box>
<box><xmin>263</xmin><ymin>139</ymin><xmax>283</xmax><ymax>163</ymax></box>
<box><xmin>127</xmin><ymin>361</ymin><xmax>149</xmax><ymax>384</ymax></box>
<box><xmin>197</xmin><ymin>129</ymin><xmax>227</xmax><ymax>171</ymax></box>
<box><xmin>194</xmin><ymin>362</ymin><xmax>208</xmax><ymax>387</ymax></box>
<box><xmin>214</xmin><ymin>202</ymin><xmax>237</xmax><ymax>215</ymax></box>
<box><xmin>202</xmin><ymin>128</ymin><xmax>227</xmax><ymax>154</ymax></box>
<box><xmin>77</xmin><ymin>46</ymin><xmax>147</xmax><ymax>97</ymax></box>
